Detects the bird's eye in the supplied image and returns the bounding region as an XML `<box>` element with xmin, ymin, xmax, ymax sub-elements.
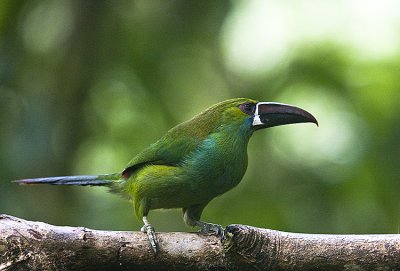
<box><xmin>239</xmin><ymin>102</ymin><xmax>256</xmax><ymax>115</ymax></box>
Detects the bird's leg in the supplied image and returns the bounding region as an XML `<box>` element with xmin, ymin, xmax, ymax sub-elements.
<box><xmin>140</xmin><ymin>216</ymin><xmax>158</xmax><ymax>253</ymax></box>
<box><xmin>183</xmin><ymin>204</ymin><xmax>225</xmax><ymax>239</ymax></box>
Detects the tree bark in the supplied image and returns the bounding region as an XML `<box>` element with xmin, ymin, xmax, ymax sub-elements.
<box><xmin>1</xmin><ymin>214</ymin><xmax>400</xmax><ymax>271</ymax></box>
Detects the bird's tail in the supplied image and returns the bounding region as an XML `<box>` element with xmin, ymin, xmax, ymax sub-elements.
<box><xmin>14</xmin><ymin>173</ymin><xmax>121</xmax><ymax>186</ymax></box>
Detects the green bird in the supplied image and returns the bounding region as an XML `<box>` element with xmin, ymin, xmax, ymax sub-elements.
<box><xmin>15</xmin><ymin>98</ymin><xmax>317</xmax><ymax>252</ymax></box>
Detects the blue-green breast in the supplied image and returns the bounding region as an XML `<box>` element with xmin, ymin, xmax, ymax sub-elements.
<box><xmin>181</xmin><ymin>114</ymin><xmax>254</xmax><ymax>201</ymax></box>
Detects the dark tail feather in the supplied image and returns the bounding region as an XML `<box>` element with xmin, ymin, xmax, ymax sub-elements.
<box><xmin>14</xmin><ymin>174</ymin><xmax>120</xmax><ymax>186</ymax></box>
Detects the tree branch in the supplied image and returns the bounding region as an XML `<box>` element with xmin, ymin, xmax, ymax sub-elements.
<box><xmin>1</xmin><ymin>214</ymin><xmax>400</xmax><ymax>270</ymax></box>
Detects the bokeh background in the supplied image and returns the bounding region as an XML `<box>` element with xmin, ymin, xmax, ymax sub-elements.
<box><xmin>1</xmin><ymin>0</ymin><xmax>400</xmax><ymax>234</ymax></box>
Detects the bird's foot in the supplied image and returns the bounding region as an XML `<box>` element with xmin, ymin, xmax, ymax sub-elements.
<box><xmin>141</xmin><ymin>224</ymin><xmax>158</xmax><ymax>253</ymax></box>
<box><xmin>198</xmin><ymin>222</ymin><xmax>225</xmax><ymax>240</ymax></box>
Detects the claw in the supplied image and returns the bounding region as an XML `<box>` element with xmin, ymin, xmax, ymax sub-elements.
<box><xmin>199</xmin><ymin>222</ymin><xmax>225</xmax><ymax>240</ymax></box>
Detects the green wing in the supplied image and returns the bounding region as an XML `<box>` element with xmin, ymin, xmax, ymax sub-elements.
<box><xmin>121</xmin><ymin>115</ymin><xmax>218</xmax><ymax>178</ymax></box>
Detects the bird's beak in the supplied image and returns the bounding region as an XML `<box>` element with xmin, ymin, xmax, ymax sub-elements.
<box><xmin>252</xmin><ymin>102</ymin><xmax>318</xmax><ymax>129</ymax></box>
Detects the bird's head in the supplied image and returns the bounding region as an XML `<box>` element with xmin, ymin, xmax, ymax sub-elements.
<box><xmin>206</xmin><ymin>98</ymin><xmax>318</xmax><ymax>133</ymax></box>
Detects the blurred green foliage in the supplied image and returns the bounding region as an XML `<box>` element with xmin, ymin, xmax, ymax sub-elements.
<box><xmin>1</xmin><ymin>0</ymin><xmax>400</xmax><ymax>235</ymax></box>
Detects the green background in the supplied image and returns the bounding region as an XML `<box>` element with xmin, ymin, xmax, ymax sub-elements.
<box><xmin>1</xmin><ymin>0</ymin><xmax>400</xmax><ymax>234</ymax></box>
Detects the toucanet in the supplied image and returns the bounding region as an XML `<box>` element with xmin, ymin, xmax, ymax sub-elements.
<box><xmin>15</xmin><ymin>98</ymin><xmax>318</xmax><ymax>253</ymax></box>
